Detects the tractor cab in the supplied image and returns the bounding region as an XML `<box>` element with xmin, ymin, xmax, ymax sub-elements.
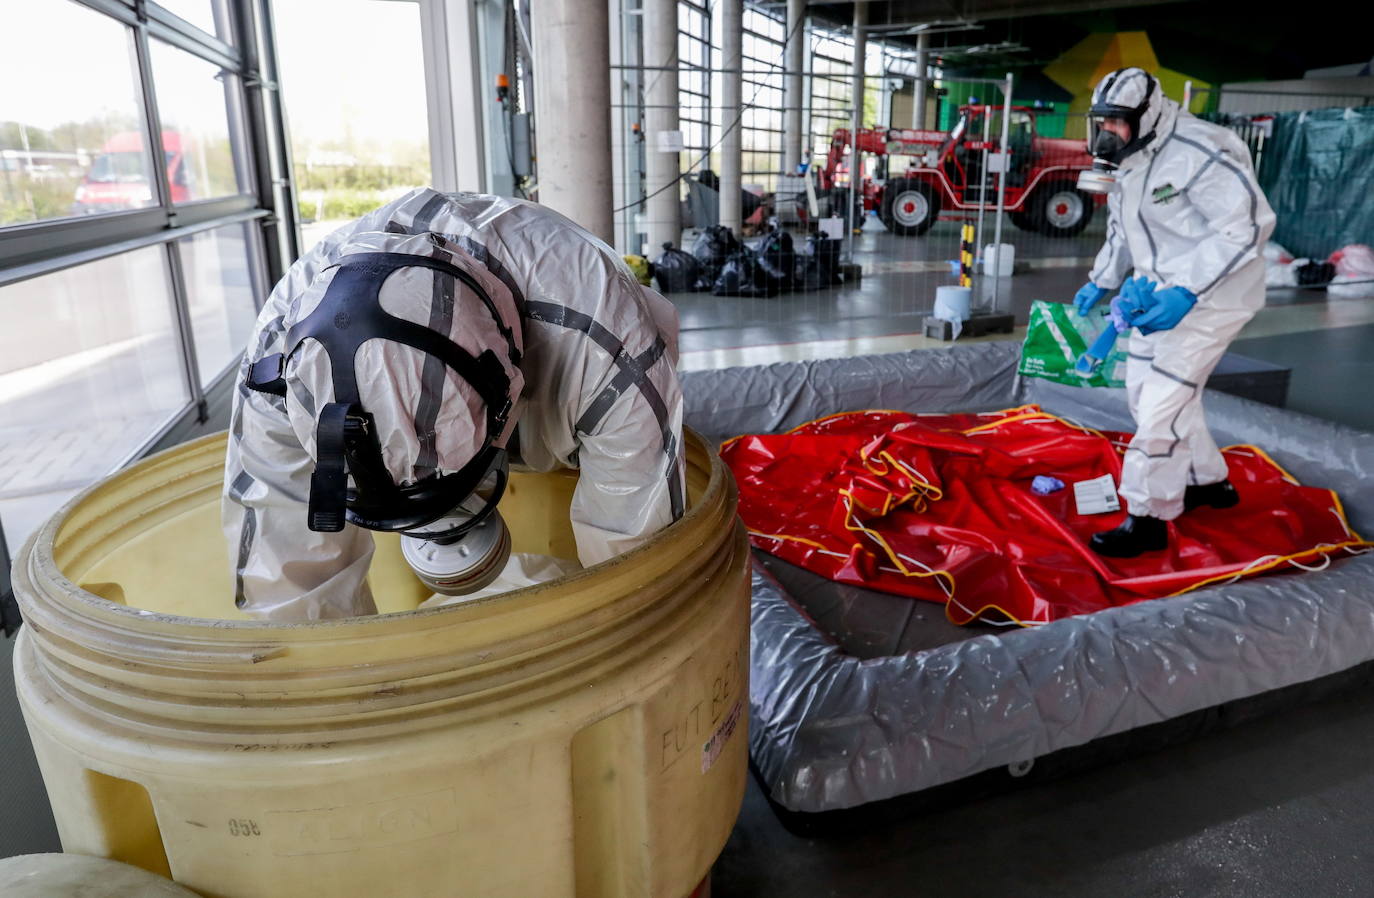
<box><xmin>937</xmin><ymin>105</ymin><xmax>1039</xmax><ymax>197</ymax></box>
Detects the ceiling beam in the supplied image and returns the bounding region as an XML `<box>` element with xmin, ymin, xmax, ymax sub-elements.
<box><xmin>806</xmin><ymin>0</ymin><xmax>1175</xmax><ymax>21</ymax></box>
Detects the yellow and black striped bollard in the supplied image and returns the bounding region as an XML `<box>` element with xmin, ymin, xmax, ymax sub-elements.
<box><xmin>960</xmin><ymin>224</ymin><xmax>974</xmax><ymax>288</ymax></box>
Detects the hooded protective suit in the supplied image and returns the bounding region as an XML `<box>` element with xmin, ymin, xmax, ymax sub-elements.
<box><xmin>224</xmin><ymin>189</ymin><xmax>684</xmax><ymax>620</ymax></box>
<box><xmin>1086</xmin><ymin>69</ymin><xmax>1276</xmax><ymax>521</ymax></box>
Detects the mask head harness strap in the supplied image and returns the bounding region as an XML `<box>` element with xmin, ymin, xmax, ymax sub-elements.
<box><xmin>247</xmin><ymin>252</ymin><xmax>518</xmax><ymax>535</ymax></box>
<box><xmin>1089</xmin><ymin>69</ymin><xmax>1159</xmax><ymax>165</ymax></box>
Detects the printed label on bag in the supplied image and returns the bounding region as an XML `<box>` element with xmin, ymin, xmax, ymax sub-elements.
<box><xmin>1074</xmin><ymin>474</ymin><xmax>1121</xmax><ymax>516</ymax></box>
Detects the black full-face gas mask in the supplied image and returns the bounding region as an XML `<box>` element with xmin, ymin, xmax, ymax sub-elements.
<box><xmin>247</xmin><ymin>252</ymin><xmax>522</xmax><ymax>595</ymax></box>
<box><xmin>1079</xmin><ymin>68</ymin><xmax>1162</xmax><ymax>194</ymax></box>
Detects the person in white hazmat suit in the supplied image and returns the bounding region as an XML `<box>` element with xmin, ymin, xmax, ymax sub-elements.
<box><xmin>223</xmin><ymin>189</ymin><xmax>684</xmax><ymax>620</ymax></box>
<box><xmin>1071</xmin><ymin>68</ymin><xmax>1276</xmax><ymax>558</ymax></box>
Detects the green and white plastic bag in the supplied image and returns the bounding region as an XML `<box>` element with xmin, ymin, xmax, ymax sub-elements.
<box><xmin>1017</xmin><ymin>299</ymin><xmax>1126</xmax><ymax>389</ymax></box>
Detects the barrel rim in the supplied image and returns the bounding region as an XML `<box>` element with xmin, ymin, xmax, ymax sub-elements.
<box><xmin>16</xmin><ymin>427</ymin><xmax>730</xmax><ymax>636</ymax></box>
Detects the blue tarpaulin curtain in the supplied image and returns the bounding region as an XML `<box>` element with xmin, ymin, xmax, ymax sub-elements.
<box><xmin>1258</xmin><ymin>106</ymin><xmax>1374</xmax><ymax>259</ymax></box>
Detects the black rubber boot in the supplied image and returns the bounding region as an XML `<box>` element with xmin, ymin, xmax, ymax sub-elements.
<box><xmin>1090</xmin><ymin>514</ymin><xmax>1168</xmax><ymax>558</ymax></box>
<box><xmin>1184</xmin><ymin>479</ymin><xmax>1240</xmax><ymax>512</ymax></box>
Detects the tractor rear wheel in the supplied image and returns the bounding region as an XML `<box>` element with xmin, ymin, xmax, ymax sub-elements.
<box><xmin>880</xmin><ymin>179</ymin><xmax>940</xmax><ymax>236</ymax></box>
<box><xmin>1027</xmin><ymin>181</ymin><xmax>1094</xmax><ymax>237</ymax></box>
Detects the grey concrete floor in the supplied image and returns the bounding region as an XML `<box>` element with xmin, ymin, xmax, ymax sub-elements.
<box><xmin>713</xmin><ymin>678</ymin><xmax>1374</xmax><ymax>897</ymax></box>
<box><xmin>1232</xmin><ymin>322</ymin><xmax>1374</xmax><ymax>433</ymax></box>
<box><xmin>669</xmin><ymin>222</ymin><xmax>1338</xmax><ymax>357</ymax></box>
<box><xmin>671</xmin><ymin>220</ymin><xmax>1106</xmax><ymax>353</ymax></box>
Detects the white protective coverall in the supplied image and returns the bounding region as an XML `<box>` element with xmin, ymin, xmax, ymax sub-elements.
<box><xmin>223</xmin><ymin>189</ymin><xmax>685</xmax><ymax>620</ymax></box>
<box><xmin>1087</xmin><ymin>71</ymin><xmax>1276</xmax><ymax>521</ymax></box>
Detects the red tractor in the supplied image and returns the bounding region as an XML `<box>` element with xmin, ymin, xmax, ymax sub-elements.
<box><xmin>819</xmin><ymin>104</ymin><xmax>1103</xmax><ymax>237</ymax></box>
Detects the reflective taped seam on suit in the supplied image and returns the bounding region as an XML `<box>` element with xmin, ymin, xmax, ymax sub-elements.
<box><xmin>575</xmin><ymin>337</ymin><xmax>668</xmax><ymax>436</ymax></box>
<box><xmin>1180</xmin><ymin>146</ymin><xmax>1225</xmax><ymax>195</ymax></box>
<box><xmin>381</xmin><ymin>232</ymin><xmax>521</xmax><ymax>364</ymax></box>
<box><xmin>1171</xmin><ymin>133</ymin><xmax>1263</xmax><ymax>297</ymax></box>
<box><xmin>412</xmin><ymin>196</ymin><xmax>457</xmax><ymax>480</ymax></box>
<box><xmin>384</xmin><ymin>218</ymin><xmax>530</xmax><ymax>321</ymax></box>
<box><xmin>1100</xmin><ymin>216</ymin><xmax>1125</xmax><ymax>283</ymax></box>
<box><xmin>289</xmin><ymin>379</ymin><xmax>316</xmax><ymax>419</ymax></box>
<box><xmin>1148</xmin><ymin>364</ymin><xmax>1198</xmax><ymax>389</ymax></box>
<box><xmin>524</xmin><ymin>300</ymin><xmax>685</xmax><ymax>519</ymax></box>
<box><xmin>1137</xmin><ymin>122</ymin><xmax>1178</xmax><ymax>282</ymax></box>
<box><xmin>228</xmin><ymin>470</ymin><xmax>257</xmax><ymax>607</ymax></box>
<box><xmin>1125</xmin><ymin>364</ymin><xmax>1198</xmax><ymax>461</ymax></box>
<box><xmin>230</xmin><ymin>315</ymin><xmax>286</xmax><ymax>596</ymax></box>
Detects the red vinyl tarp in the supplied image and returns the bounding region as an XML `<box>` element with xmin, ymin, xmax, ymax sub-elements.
<box><xmin>721</xmin><ymin>406</ymin><xmax>1371</xmax><ymax>626</ymax></box>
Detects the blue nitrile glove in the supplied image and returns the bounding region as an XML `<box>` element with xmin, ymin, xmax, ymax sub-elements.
<box><xmin>1131</xmin><ymin>285</ymin><xmax>1197</xmax><ymax>334</ymax></box>
<box><xmin>1073</xmin><ymin>282</ymin><xmax>1111</xmax><ymax>316</ymax></box>
<box><xmin>1118</xmin><ymin>275</ymin><xmax>1158</xmax><ymax>310</ymax></box>
<box><xmin>1075</xmin><ymin>287</ymin><xmax>1156</xmax><ymax>375</ymax></box>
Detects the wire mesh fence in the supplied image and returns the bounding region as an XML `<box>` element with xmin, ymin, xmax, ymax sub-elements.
<box><xmin>618</xmin><ymin>7</ymin><xmax>1374</xmax><ymax>363</ymax></box>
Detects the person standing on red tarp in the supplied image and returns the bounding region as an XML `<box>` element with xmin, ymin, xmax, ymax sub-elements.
<box><xmin>1071</xmin><ymin>67</ymin><xmax>1276</xmax><ymax>558</ymax></box>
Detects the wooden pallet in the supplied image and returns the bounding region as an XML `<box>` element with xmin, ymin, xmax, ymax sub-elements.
<box><xmin>922</xmin><ymin>313</ymin><xmax>1016</xmax><ymax>341</ymax></box>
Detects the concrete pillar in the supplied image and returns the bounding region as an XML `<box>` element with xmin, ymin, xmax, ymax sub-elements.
<box><xmin>850</xmin><ymin>5</ymin><xmax>867</xmax><ymax>147</ymax></box>
<box><xmin>642</xmin><ymin>0</ymin><xmax>680</xmax><ymax>253</ymax></box>
<box><xmin>719</xmin><ymin>0</ymin><xmax>743</xmax><ymax>234</ymax></box>
<box><xmin>531</xmin><ymin>0</ymin><xmax>614</xmax><ymax>243</ymax></box>
<box><xmin>912</xmin><ymin>31</ymin><xmax>929</xmax><ymax>130</ymax></box>
<box><xmin>781</xmin><ymin>0</ymin><xmax>806</xmax><ymax>173</ymax></box>
<box><xmin>846</xmin><ymin>2</ymin><xmax>866</xmax><ymax>254</ymax></box>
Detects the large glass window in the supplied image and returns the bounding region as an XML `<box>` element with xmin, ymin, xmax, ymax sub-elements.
<box><xmin>0</xmin><ymin>249</ymin><xmax>189</xmax><ymax>550</ymax></box>
<box><xmin>273</xmin><ymin>0</ymin><xmax>431</xmax><ymax>252</ymax></box>
<box><xmin>181</xmin><ymin>223</ymin><xmax>259</xmax><ymax>386</ymax></box>
<box><xmin>679</xmin><ymin>1</ymin><xmax>712</xmax><ymax>172</ymax></box>
<box><xmin>149</xmin><ymin>39</ymin><xmax>247</xmax><ymax>203</ymax></box>
<box><xmin>742</xmin><ymin>8</ymin><xmax>786</xmax><ymax>192</ymax></box>
<box><xmin>0</xmin><ymin>0</ymin><xmax>153</xmax><ymax>225</ymax></box>
<box><xmin>153</xmin><ymin>0</ymin><xmax>220</xmax><ymax>38</ymax></box>
<box><xmin>810</xmin><ymin>29</ymin><xmax>855</xmax><ymax>168</ymax></box>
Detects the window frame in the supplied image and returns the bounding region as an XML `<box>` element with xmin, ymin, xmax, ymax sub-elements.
<box><xmin>0</xmin><ymin>0</ymin><xmax>295</xmax><ymax>593</ymax></box>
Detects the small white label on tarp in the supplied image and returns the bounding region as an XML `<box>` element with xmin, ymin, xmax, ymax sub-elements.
<box><xmin>1074</xmin><ymin>474</ymin><xmax>1121</xmax><ymax>515</ymax></box>
<box><xmin>654</xmin><ymin>129</ymin><xmax>685</xmax><ymax>152</ymax></box>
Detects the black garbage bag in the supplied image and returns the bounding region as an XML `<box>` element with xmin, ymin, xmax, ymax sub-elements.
<box><xmin>1296</xmin><ymin>260</ymin><xmax>1337</xmax><ymax>287</ymax></box>
<box><xmin>712</xmin><ymin>247</ymin><xmax>779</xmax><ymax>297</ymax></box>
<box><xmin>651</xmin><ymin>242</ymin><xmax>704</xmax><ymax>293</ymax></box>
<box><xmin>755</xmin><ymin>229</ymin><xmax>796</xmax><ymax>293</ymax></box>
<box><xmin>691</xmin><ymin>225</ymin><xmax>740</xmax><ymax>279</ymax></box>
<box><xmin>794</xmin><ymin>234</ymin><xmax>842</xmax><ymax>290</ymax></box>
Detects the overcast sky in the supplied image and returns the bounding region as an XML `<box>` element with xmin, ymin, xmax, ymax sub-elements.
<box><xmin>1</xmin><ymin>0</ymin><xmax>430</xmax><ymax>153</ymax></box>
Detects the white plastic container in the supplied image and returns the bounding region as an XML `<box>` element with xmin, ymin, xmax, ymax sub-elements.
<box><xmin>983</xmin><ymin>243</ymin><xmax>1015</xmax><ymax>277</ymax></box>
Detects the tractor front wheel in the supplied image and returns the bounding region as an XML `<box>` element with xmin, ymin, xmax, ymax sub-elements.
<box><xmin>880</xmin><ymin>180</ymin><xmax>940</xmax><ymax>236</ymax></box>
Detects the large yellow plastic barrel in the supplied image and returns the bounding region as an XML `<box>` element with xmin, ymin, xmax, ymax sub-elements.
<box><xmin>11</xmin><ymin>430</ymin><xmax>749</xmax><ymax>898</ymax></box>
